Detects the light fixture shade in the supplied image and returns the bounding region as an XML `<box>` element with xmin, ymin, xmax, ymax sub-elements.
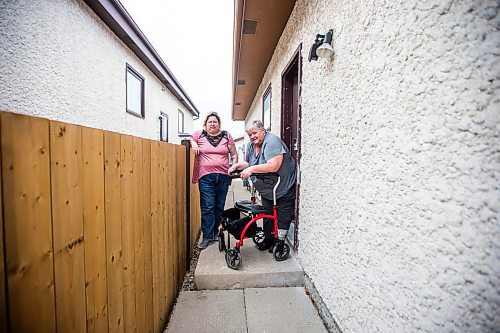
<box><xmin>316</xmin><ymin>43</ymin><xmax>334</xmax><ymax>58</ymax></box>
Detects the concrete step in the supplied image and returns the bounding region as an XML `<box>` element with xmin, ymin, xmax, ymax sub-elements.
<box><xmin>195</xmin><ymin>234</ymin><xmax>304</xmax><ymax>290</ymax></box>
<box><xmin>166</xmin><ymin>287</ymin><xmax>328</xmax><ymax>333</ymax></box>
<box><xmin>166</xmin><ymin>179</ymin><xmax>326</xmax><ymax>332</ymax></box>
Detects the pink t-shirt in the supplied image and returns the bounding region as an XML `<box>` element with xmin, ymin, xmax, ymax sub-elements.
<box><xmin>191</xmin><ymin>129</ymin><xmax>235</xmax><ymax>183</ymax></box>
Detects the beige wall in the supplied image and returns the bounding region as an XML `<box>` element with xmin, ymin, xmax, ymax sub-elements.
<box><xmin>245</xmin><ymin>0</ymin><xmax>499</xmax><ymax>331</ymax></box>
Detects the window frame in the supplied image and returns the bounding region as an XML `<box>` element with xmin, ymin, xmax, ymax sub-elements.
<box><xmin>262</xmin><ymin>84</ymin><xmax>272</xmax><ymax>130</ymax></box>
<box><xmin>178</xmin><ymin>109</ymin><xmax>185</xmax><ymax>134</ymax></box>
<box><xmin>126</xmin><ymin>63</ymin><xmax>145</xmax><ymax>118</ymax></box>
<box><xmin>159</xmin><ymin>112</ymin><xmax>169</xmax><ymax>142</ymax></box>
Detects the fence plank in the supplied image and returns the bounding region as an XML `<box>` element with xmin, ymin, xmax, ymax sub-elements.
<box><xmin>177</xmin><ymin>146</ymin><xmax>187</xmax><ymax>287</ymax></box>
<box><xmin>120</xmin><ymin>135</ymin><xmax>136</xmax><ymax>333</ymax></box>
<box><xmin>133</xmin><ymin>137</ymin><xmax>146</xmax><ymax>332</ymax></box>
<box><xmin>161</xmin><ymin>143</ymin><xmax>175</xmax><ymax>318</ymax></box>
<box><xmin>165</xmin><ymin>144</ymin><xmax>175</xmax><ymax>316</ymax></box>
<box><xmin>158</xmin><ymin>143</ymin><xmax>167</xmax><ymax>327</ymax></box>
<box><xmin>150</xmin><ymin>142</ymin><xmax>161</xmax><ymax>332</ymax></box>
<box><xmin>50</xmin><ymin>121</ymin><xmax>87</xmax><ymax>332</ymax></box>
<box><xmin>142</xmin><ymin>140</ymin><xmax>154</xmax><ymax>332</ymax></box>
<box><xmin>82</xmin><ymin>127</ymin><xmax>108</xmax><ymax>332</ymax></box>
<box><xmin>0</xmin><ymin>114</ymin><xmax>6</xmax><ymax>332</ymax></box>
<box><xmin>104</xmin><ymin>131</ymin><xmax>124</xmax><ymax>333</ymax></box>
<box><xmin>1</xmin><ymin>113</ymin><xmax>56</xmax><ymax>332</ymax></box>
<box><xmin>174</xmin><ymin>146</ymin><xmax>180</xmax><ymax>290</ymax></box>
<box><xmin>173</xmin><ymin>146</ymin><xmax>180</xmax><ymax>291</ymax></box>
<box><xmin>174</xmin><ymin>145</ymin><xmax>181</xmax><ymax>296</ymax></box>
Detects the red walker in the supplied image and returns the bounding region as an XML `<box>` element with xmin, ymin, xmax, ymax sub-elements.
<box><xmin>218</xmin><ymin>172</ymin><xmax>290</xmax><ymax>270</ymax></box>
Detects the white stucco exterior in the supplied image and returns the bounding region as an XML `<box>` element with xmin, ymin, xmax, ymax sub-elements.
<box><xmin>244</xmin><ymin>0</ymin><xmax>499</xmax><ymax>332</ymax></box>
<box><xmin>0</xmin><ymin>0</ymin><xmax>194</xmax><ymax>143</ymax></box>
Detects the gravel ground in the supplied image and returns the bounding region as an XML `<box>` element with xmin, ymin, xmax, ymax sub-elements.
<box><xmin>181</xmin><ymin>237</ymin><xmax>201</xmax><ymax>291</ymax></box>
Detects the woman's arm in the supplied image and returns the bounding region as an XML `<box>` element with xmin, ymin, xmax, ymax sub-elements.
<box><xmin>229</xmin><ymin>144</ymin><xmax>238</xmax><ymax>165</ymax></box>
<box><xmin>189</xmin><ymin>137</ymin><xmax>200</xmax><ymax>155</ymax></box>
<box><xmin>228</xmin><ymin>161</ymin><xmax>249</xmax><ymax>173</ymax></box>
<box><xmin>240</xmin><ymin>155</ymin><xmax>283</xmax><ymax>179</ymax></box>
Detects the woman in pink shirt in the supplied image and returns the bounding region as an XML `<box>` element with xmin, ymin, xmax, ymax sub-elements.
<box><xmin>191</xmin><ymin>112</ymin><xmax>238</xmax><ymax>249</ymax></box>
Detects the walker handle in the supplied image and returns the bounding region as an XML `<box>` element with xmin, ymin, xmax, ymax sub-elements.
<box><xmin>229</xmin><ymin>171</ymin><xmax>279</xmax><ymax>180</ymax></box>
<box><xmin>253</xmin><ymin>172</ymin><xmax>279</xmax><ymax>180</ymax></box>
<box><xmin>229</xmin><ymin>171</ymin><xmax>242</xmax><ymax>179</ymax></box>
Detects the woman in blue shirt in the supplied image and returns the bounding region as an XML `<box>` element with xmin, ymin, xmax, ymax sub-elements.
<box><xmin>229</xmin><ymin>120</ymin><xmax>297</xmax><ymax>251</ymax></box>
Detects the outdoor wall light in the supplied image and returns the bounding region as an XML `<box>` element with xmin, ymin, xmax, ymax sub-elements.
<box><xmin>308</xmin><ymin>29</ymin><xmax>334</xmax><ymax>62</ymax></box>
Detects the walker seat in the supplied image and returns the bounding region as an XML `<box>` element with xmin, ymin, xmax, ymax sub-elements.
<box><xmin>234</xmin><ymin>200</ymin><xmax>267</xmax><ymax>214</ymax></box>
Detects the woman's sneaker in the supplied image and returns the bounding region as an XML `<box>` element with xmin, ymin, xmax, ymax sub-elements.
<box><xmin>197</xmin><ymin>239</ymin><xmax>214</xmax><ymax>250</ymax></box>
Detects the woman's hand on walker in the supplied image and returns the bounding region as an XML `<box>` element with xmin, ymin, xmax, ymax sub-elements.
<box><xmin>240</xmin><ymin>167</ymin><xmax>253</xmax><ymax>179</ymax></box>
<box><xmin>228</xmin><ymin>163</ymin><xmax>242</xmax><ymax>174</ymax></box>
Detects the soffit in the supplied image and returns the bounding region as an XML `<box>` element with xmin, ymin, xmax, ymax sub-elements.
<box><xmin>232</xmin><ymin>0</ymin><xmax>296</xmax><ymax>121</ymax></box>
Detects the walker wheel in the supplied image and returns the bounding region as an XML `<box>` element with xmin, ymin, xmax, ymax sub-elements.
<box><xmin>218</xmin><ymin>232</ymin><xmax>226</xmax><ymax>252</ymax></box>
<box><xmin>273</xmin><ymin>241</ymin><xmax>290</xmax><ymax>261</ymax></box>
<box><xmin>252</xmin><ymin>230</ymin><xmax>265</xmax><ymax>245</ymax></box>
<box><xmin>225</xmin><ymin>248</ymin><xmax>242</xmax><ymax>270</ymax></box>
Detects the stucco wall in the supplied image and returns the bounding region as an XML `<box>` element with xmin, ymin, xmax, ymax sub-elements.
<box><xmin>245</xmin><ymin>0</ymin><xmax>499</xmax><ymax>331</ymax></box>
<box><xmin>0</xmin><ymin>0</ymin><xmax>193</xmax><ymax>143</ymax></box>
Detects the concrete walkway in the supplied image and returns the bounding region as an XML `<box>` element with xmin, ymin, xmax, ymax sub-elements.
<box><xmin>165</xmin><ymin>179</ymin><xmax>327</xmax><ymax>332</ymax></box>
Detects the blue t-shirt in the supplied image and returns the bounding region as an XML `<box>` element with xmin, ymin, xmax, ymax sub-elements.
<box><xmin>245</xmin><ymin>132</ymin><xmax>296</xmax><ymax>200</ymax></box>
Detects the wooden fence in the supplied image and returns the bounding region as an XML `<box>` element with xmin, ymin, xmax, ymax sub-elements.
<box><xmin>0</xmin><ymin>111</ymin><xmax>201</xmax><ymax>332</ymax></box>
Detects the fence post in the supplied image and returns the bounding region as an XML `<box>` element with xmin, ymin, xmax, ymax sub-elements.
<box><xmin>180</xmin><ymin>139</ymin><xmax>191</xmax><ymax>270</ymax></box>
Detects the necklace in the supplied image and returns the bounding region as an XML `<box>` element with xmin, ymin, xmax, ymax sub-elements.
<box><xmin>206</xmin><ymin>132</ymin><xmax>223</xmax><ymax>147</ymax></box>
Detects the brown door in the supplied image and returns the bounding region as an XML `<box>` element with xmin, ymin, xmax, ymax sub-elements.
<box><xmin>281</xmin><ymin>46</ymin><xmax>301</xmax><ymax>250</ymax></box>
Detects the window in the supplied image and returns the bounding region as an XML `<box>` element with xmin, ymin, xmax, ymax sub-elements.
<box><xmin>159</xmin><ymin>112</ymin><xmax>168</xmax><ymax>142</ymax></box>
<box><xmin>126</xmin><ymin>64</ymin><xmax>145</xmax><ymax>117</ymax></box>
<box><xmin>178</xmin><ymin>109</ymin><xmax>185</xmax><ymax>133</ymax></box>
<box><xmin>262</xmin><ymin>85</ymin><xmax>271</xmax><ymax>130</ymax></box>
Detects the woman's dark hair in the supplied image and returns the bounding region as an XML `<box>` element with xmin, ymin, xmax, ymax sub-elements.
<box><xmin>204</xmin><ymin>111</ymin><xmax>221</xmax><ymax>127</ymax></box>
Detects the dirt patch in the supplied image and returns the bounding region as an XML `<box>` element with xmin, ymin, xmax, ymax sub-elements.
<box><xmin>181</xmin><ymin>237</ymin><xmax>201</xmax><ymax>291</ymax></box>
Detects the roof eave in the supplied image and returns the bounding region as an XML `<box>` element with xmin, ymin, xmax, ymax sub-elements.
<box><xmin>84</xmin><ymin>0</ymin><xmax>200</xmax><ymax>117</ymax></box>
<box><xmin>231</xmin><ymin>0</ymin><xmax>245</xmax><ymax>121</ymax></box>
<box><xmin>231</xmin><ymin>0</ymin><xmax>296</xmax><ymax>121</ymax></box>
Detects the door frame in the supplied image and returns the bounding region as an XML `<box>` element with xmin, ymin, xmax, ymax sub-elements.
<box><xmin>280</xmin><ymin>44</ymin><xmax>302</xmax><ymax>251</ymax></box>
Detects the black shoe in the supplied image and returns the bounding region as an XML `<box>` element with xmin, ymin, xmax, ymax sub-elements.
<box><xmin>257</xmin><ymin>238</ymin><xmax>275</xmax><ymax>251</ymax></box>
<box><xmin>197</xmin><ymin>239</ymin><xmax>214</xmax><ymax>250</ymax></box>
